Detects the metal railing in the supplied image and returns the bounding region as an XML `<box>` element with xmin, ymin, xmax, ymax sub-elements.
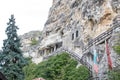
<box><xmin>43</xmin><ymin>47</ymin><xmax>93</xmax><ymax>78</ymax></box>
<box><xmin>83</xmin><ymin>23</ymin><xmax>120</xmax><ymax>54</ymax></box>
<box><xmin>42</xmin><ymin>22</ymin><xmax>120</xmax><ymax>80</ymax></box>
<box><xmin>43</xmin><ymin>47</ymin><xmax>81</xmax><ymax>62</ymax></box>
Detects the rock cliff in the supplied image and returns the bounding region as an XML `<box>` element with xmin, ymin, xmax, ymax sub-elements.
<box><xmin>20</xmin><ymin>0</ymin><xmax>120</xmax><ymax>79</ymax></box>
<box><xmin>43</xmin><ymin>0</ymin><xmax>119</xmax><ymax>43</ymax></box>
<box><xmin>39</xmin><ymin>0</ymin><xmax>120</xmax><ymax>79</ymax></box>
<box><xmin>40</xmin><ymin>0</ymin><xmax>120</xmax><ymax>57</ymax></box>
<box><xmin>19</xmin><ymin>30</ymin><xmax>42</xmax><ymax>64</ymax></box>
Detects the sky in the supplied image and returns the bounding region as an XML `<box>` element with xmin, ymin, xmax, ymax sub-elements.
<box><xmin>0</xmin><ymin>0</ymin><xmax>52</xmax><ymax>49</ymax></box>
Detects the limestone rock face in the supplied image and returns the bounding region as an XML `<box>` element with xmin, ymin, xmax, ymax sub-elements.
<box><xmin>42</xmin><ymin>0</ymin><xmax>119</xmax><ymax>47</ymax></box>
<box><xmin>40</xmin><ymin>0</ymin><xmax>119</xmax><ymax>55</ymax></box>
<box><xmin>20</xmin><ymin>31</ymin><xmax>42</xmax><ymax>64</ymax></box>
<box><xmin>40</xmin><ymin>0</ymin><xmax>120</xmax><ymax>79</ymax></box>
<box><xmin>110</xmin><ymin>16</ymin><xmax>120</xmax><ymax>71</ymax></box>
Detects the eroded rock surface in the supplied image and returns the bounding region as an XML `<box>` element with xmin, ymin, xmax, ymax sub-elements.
<box><xmin>20</xmin><ymin>31</ymin><xmax>42</xmax><ymax>64</ymax></box>
<box><xmin>41</xmin><ymin>0</ymin><xmax>120</xmax><ymax>54</ymax></box>
<box><xmin>39</xmin><ymin>0</ymin><xmax>120</xmax><ymax>79</ymax></box>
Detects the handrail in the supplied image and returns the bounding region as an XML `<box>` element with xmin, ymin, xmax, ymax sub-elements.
<box><xmin>42</xmin><ymin>23</ymin><xmax>120</xmax><ymax>80</ymax></box>
<box><xmin>43</xmin><ymin>47</ymin><xmax>92</xmax><ymax>71</ymax></box>
<box><xmin>43</xmin><ymin>47</ymin><xmax>93</xmax><ymax>78</ymax></box>
<box><xmin>43</xmin><ymin>47</ymin><xmax>81</xmax><ymax>62</ymax></box>
<box><xmin>81</xmin><ymin>23</ymin><xmax>120</xmax><ymax>79</ymax></box>
<box><xmin>83</xmin><ymin>23</ymin><xmax>120</xmax><ymax>54</ymax></box>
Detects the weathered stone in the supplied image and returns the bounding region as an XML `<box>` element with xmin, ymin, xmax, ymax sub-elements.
<box><xmin>70</xmin><ymin>0</ymin><xmax>81</xmax><ymax>9</ymax></box>
<box><xmin>39</xmin><ymin>0</ymin><xmax>120</xmax><ymax>79</ymax></box>
<box><xmin>111</xmin><ymin>0</ymin><xmax>120</xmax><ymax>13</ymax></box>
<box><xmin>19</xmin><ymin>0</ymin><xmax>120</xmax><ymax>79</ymax></box>
<box><xmin>20</xmin><ymin>30</ymin><xmax>42</xmax><ymax>63</ymax></box>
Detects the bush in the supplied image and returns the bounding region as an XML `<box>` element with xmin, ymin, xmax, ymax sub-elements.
<box><xmin>23</xmin><ymin>53</ymin><xmax>89</xmax><ymax>80</ymax></box>
<box><xmin>108</xmin><ymin>70</ymin><xmax>120</xmax><ymax>80</ymax></box>
<box><xmin>113</xmin><ymin>45</ymin><xmax>120</xmax><ymax>55</ymax></box>
<box><xmin>23</xmin><ymin>60</ymin><xmax>36</xmax><ymax>80</ymax></box>
<box><xmin>30</xmin><ymin>38</ymin><xmax>38</xmax><ymax>45</ymax></box>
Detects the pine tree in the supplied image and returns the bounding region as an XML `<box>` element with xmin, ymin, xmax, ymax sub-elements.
<box><xmin>0</xmin><ymin>15</ymin><xmax>27</xmax><ymax>80</ymax></box>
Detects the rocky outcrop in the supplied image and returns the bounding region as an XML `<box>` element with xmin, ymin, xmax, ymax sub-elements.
<box><xmin>39</xmin><ymin>0</ymin><xmax>120</xmax><ymax>79</ymax></box>
<box><xmin>110</xmin><ymin>16</ymin><xmax>120</xmax><ymax>71</ymax></box>
<box><xmin>40</xmin><ymin>0</ymin><xmax>119</xmax><ymax>54</ymax></box>
<box><xmin>40</xmin><ymin>0</ymin><xmax>120</xmax><ymax>55</ymax></box>
<box><xmin>20</xmin><ymin>31</ymin><xmax>42</xmax><ymax>64</ymax></box>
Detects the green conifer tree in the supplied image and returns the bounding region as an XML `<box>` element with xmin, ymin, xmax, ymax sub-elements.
<box><xmin>0</xmin><ymin>15</ymin><xmax>27</xmax><ymax>80</ymax></box>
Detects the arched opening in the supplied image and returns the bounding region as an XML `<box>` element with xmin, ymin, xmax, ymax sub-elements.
<box><xmin>89</xmin><ymin>19</ymin><xmax>94</xmax><ymax>31</ymax></box>
<box><xmin>72</xmin><ymin>33</ymin><xmax>74</xmax><ymax>40</ymax></box>
<box><xmin>76</xmin><ymin>30</ymin><xmax>78</xmax><ymax>38</ymax></box>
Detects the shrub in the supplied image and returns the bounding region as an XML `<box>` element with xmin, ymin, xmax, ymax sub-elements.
<box><xmin>113</xmin><ymin>45</ymin><xmax>120</xmax><ymax>55</ymax></box>
<box><xmin>30</xmin><ymin>38</ymin><xmax>38</xmax><ymax>45</ymax></box>
<box><xmin>108</xmin><ymin>70</ymin><xmax>120</xmax><ymax>80</ymax></box>
<box><xmin>23</xmin><ymin>53</ymin><xmax>89</xmax><ymax>80</ymax></box>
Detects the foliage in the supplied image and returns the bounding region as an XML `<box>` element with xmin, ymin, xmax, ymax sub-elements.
<box><xmin>108</xmin><ymin>70</ymin><xmax>120</xmax><ymax>80</ymax></box>
<box><xmin>0</xmin><ymin>15</ymin><xmax>27</xmax><ymax>80</ymax></box>
<box><xmin>113</xmin><ymin>33</ymin><xmax>120</xmax><ymax>55</ymax></box>
<box><xmin>30</xmin><ymin>38</ymin><xmax>38</xmax><ymax>45</ymax></box>
<box><xmin>113</xmin><ymin>45</ymin><xmax>120</xmax><ymax>55</ymax></box>
<box><xmin>23</xmin><ymin>59</ymin><xmax>36</xmax><ymax>80</ymax></box>
<box><xmin>23</xmin><ymin>53</ymin><xmax>89</xmax><ymax>80</ymax></box>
